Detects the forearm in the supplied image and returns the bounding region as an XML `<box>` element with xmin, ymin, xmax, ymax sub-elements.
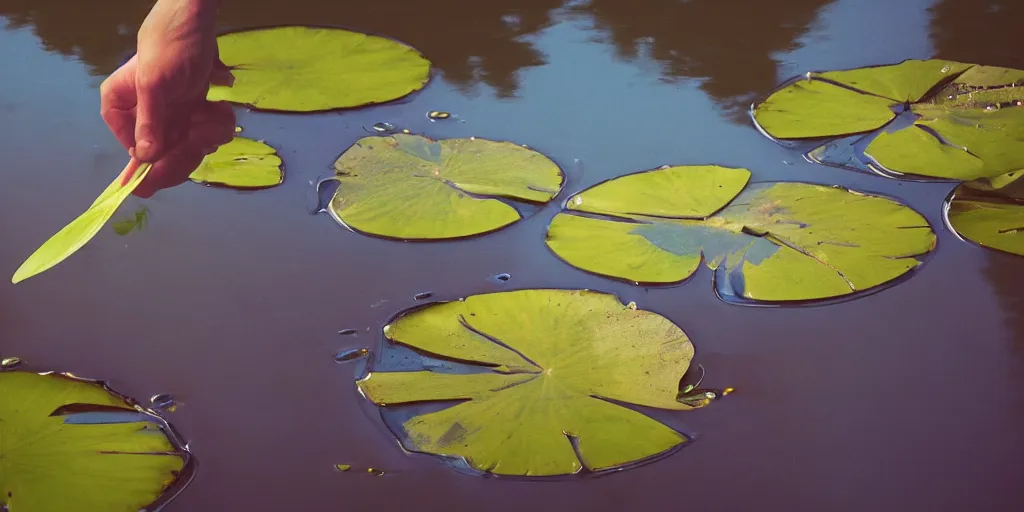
<box><xmin>147</xmin><ymin>0</ymin><xmax>220</xmax><ymax>32</ymax></box>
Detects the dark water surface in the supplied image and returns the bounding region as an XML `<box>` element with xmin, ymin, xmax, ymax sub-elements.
<box><xmin>2</xmin><ymin>0</ymin><xmax>1023</xmax><ymax>510</ymax></box>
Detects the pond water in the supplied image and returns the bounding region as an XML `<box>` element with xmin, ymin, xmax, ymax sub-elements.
<box><xmin>1</xmin><ymin>0</ymin><xmax>1022</xmax><ymax>510</ymax></box>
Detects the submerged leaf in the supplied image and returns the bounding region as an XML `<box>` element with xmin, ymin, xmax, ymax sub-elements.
<box><xmin>12</xmin><ymin>161</ymin><xmax>152</xmax><ymax>283</ymax></box>
<box><xmin>753</xmin><ymin>59</ymin><xmax>1024</xmax><ymax>180</ymax></box>
<box><xmin>358</xmin><ymin>289</ymin><xmax>714</xmax><ymax>477</ymax></box>
<box><xmin>329</xmin><ymin>134</ymin><xmax>564</xmax><ymax>240</ymax></box>
<box><xmin>0</xmin><ymin>371</ymin><xmax>190</xmax><ymax>511</ymax></box>
<box><xmin>189</xmin><ymin>137</ymin><xmax>284</xmax><ymax>189</ymax></box>
<box><xmin>545</xmin><ymin>165</ymin><xmax>936</xmax><ymax>303</ymax></box>
<box><xmin>208</xmin><ymin>26</ymin><xmax>431</xmax><ymax>112</ymax></box>
<box><xmin>947</xmin><ymin>170</ymin><xmax>1024</xmax><ymax>256</ymax></box>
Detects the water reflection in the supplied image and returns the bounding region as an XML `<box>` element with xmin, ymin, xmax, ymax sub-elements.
<box><xmin>929</xmin><ymin>0</ymin><xmax>1024</xmax><ymax>69</ymax></box>
<box><xmin>983</xmin><ymin>252</ymin><xmax>1024</xmax><ymax>357</ymax></box>
<box><xmin>570</xmin><ymin>0</ymin><xmax>832</xmax><ymax>120</ymax></box>
<box><xmin>0</xmin><ymin>0</ymin><xmax>566</xmax><ymax>97</ymax></box>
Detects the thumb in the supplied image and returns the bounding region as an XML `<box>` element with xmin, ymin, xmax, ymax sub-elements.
<box><xmin>210</xmin><ymin>58</ymin><xmax>235</xmax><ymax>87</ymax></box>
<box><xmin>134</xmin><ymin>80</ymin><xmax>166</xmax><ymax>163</ymax></box>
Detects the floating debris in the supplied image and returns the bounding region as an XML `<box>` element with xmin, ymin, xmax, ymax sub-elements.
<box><xmin>149</xmin><ymin>393</ymin><xmax>176</xmax><ymax>410</ymax></box>
<box><xmin>414</xmin><ymin>292</ymin><xmax>433</xmax><ymax>301</ymax></box>
<box><xmin>337</xmin><ymin>329</ymin><xmax>358</xmax><ymax>336</ymax></box>
<box><xmin>335</xmin><ymin>464</ymin><xmax>351</xmax><ymax>472</ymax></box>
<box><xmin>492</xmin><ymin>273</ymin><xmax>511</xmax><ymax>282</ymax></box>
<box><xmin>234</xmin><ymin>126</ymin><xmax>243</xmax><ymax>133</ymax></box>
<box><xmin>401</xmin><ymin>129</ymin><xmax>411</xmax><ymax>134</ymax></box>
<box><xmin>1</xmin><ymin>357</ymin><xmax>22</xmax><ymax>369</ymax></box>
<box><xmin>367</xmin><ymin>468</ymin><xmax>385</xmax><ymax>476</ymax></box>
<box><xmin>427</xmin><ymin>110</ymin><xmax>451</xmax><ymax>120</ymax></box>
<box><xmin>372</xmin><ymin>122</ymin><xmax>397</xmax><ymax>133</ymax></box>
<box><xmin>626</xmin><ymin>301</ymin><xmax>637</xmax><ymax>310</ymax></box>
<box><xmin>334</xmin><ymin>348</ymin><xmax>369</xmax><ymax>363</ymax></box>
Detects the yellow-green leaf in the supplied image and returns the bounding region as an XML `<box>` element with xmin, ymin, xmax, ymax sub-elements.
<box><xmin>329</xmin><ymin>134</ymin><xmax>564</xmax><ymax>240</ymax></box>
<box><xmin>546</xmin><ymin>166</ymin><xmax>936</xmax><ymax>302</ymax></box>
<box><xmin>0</xmin><ymin>371</ymin><xmax>190</xmax><ymax>512</ymax></box>
<box><xmin>189</xmin><ymin>137</ymin><xmax>284</xmax><ymax>189</ymax></box>
<box><xmin>753</xmin><ymin>79</ymin><xmax>896</xmax><ymax>139</ymax></box>
<box><xmin>357</xmin><ymin>289</ymin><xmax>714</xmax><ymax>477</ymax></box>
<box><xmin>12</xmin><ymin>161</ymin><xmax>152</xmax><ymax>284</ymax></box>
<box><xmin>947</xmin><ymin>170</ymin><xmax>1024</xmax><ymax>256</ymax></box>
<box><xmin>753</xmin><ymin>59</ymin><xmax>1024</xmax><ymax>180</ymax></box>
<box><xmin>207</xmin><ymin>26</ymin><xmax>431</xmax><ymax>112</ymax></box>
<box><xmin>816</xmin><ymin>59</ymin><xmax>971</xmax><ymax>102</ymax></box>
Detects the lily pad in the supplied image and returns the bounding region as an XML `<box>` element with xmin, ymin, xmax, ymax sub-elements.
<box><xmin>357</xmin><ymin>289</ymin><xmax>722</xmax><ymax>477</ymax></box>
<box><xmin>329</xmin><ymin>134</ymin><xmax>564</xmax><ymax>240</ymax></box>
<box><xmin>12</xmin><ymin>160</ymin><xmax>152</xmax><ymax>284</ymax></box>
<box><xmin>947</xmin><ymin>170</ymin><xmax>1024</xmax><ymax>256</ymax></box>
<box><xmin>188</xmin><ymin>137</ymin><xmax>284</xmax><ymax>189</ymax></box>
<box><xmin>752</xmin><ymin>59</ymin><xmax>1024</xmax><ymax>180</ymax></box>
<box><xmin>0</xmin><ymin>370</ymin><xmax>192</xmax><ymax>511</ymax></box>
<box><xmin>545</xmin><ymin>165</ymin><xmax>936</xmax><ymax>303</ymax></box>
<box><xmin>207</xmin><ymin>26</ymin><xmax>431</xmax><ymax>112</ymax></box>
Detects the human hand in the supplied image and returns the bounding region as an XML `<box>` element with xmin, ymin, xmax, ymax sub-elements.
<box><xmin>100</xmin><ymin>0</ymin><xmax>234</xmax><ymax>198</ymax></box>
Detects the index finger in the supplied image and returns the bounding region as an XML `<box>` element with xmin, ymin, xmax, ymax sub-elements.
<box><xmin>99</xmin><ymin>58</ymin><xmax>139</xmax><ymax>151</ymax></box>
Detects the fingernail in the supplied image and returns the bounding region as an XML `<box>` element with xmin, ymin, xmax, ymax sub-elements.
<box><xmin>136</xmin><ymin>139</ymin><xmax>154</xmax><ymax>158</ymax></box>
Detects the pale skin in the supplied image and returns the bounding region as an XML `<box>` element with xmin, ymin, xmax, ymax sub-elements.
<box><xmin>100</xmin><ymin>0</ymin><xmax>234</xmax><ymax>198</ymax></box>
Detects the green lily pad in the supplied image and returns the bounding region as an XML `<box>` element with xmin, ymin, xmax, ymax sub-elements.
<box><xmin>357</xmin><ymin>289</ymin><xmax>723</xmax><ymax>477</ymax></box>
<box><xmin>12</xmin><ymin>161</ymin><xmax>152</xmax><ymax>284</ymax></box>
<box><xmin>188</xmin><ymin>137</ymin><xmax>284</xmax><ymax>189</ymax></box>
<box><xmin>329</xmin><ymin>134</ymin><xmax>564</xmax><ymax>240</ymax></box>
<box><xmin>753</xmin><ymin>59</ymin><xmax>1024</xmax><ymax>180</ymax></box>
<box><xmin>545</xmin><ymin>165</ymin><xmax>936</xmax><ymax>303</ymax></box>
<box><xmin>207</xmin><ymin>26</ymin><xmax>431</xmax><ymax>112</ymax></box>
<box><xmin>0</xmin><ymin>370</ymin><xmax>192</xmax><ymax>511</ymax></box>
<box><xmin>947</xmin><ymin>170</ymin><xmax>1024</xmax><ymax>256</ymax></box>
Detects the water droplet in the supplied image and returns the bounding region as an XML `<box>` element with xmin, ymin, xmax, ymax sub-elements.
<box><xmin>372</xmin><ymin>122</ymin><xmax>396</xmax><ymax>133</ymax></box>
<box><xmin>427</xmin><ymin>110</ymin><xmax>451</xmax><ymax>120</ymax></box>
<box><xmin>573</xmin><ymin>196</ymin><xmax>583</xmax><ymax>206</ymax></box>
<box><xmin>493</xmin><ymin>273</ymin><xmax>511</xmax><ymax>282</ymax></box>
<box><xmin>626</xmin><ymin>301</ymin><xmax>637</xmax><ymax>310</ymax></box>
<box><xmin>367</xmin><ymin>468</ymin><xmax>385</xmax><ymax>476</ymax></box>
<box><xmin>414</xmin><ymin>292</ymin><xmax>433</xmax><ymax>300</ymax></box>
<box><xmin>338</xmin><ymin>329</ymin><xmax>358</xmax><ymax>336</ymax></box>
<box><xmin>234</xmin><ymin>126</ymin><xmax>243</xmax><ymax>133</ymax></box>
<box><xmin>335</xmin><ymin>464</ymin><xmax>351</xmax><ymax>472</ymax></box>
<box><xmin>704</xmin><ymin>391</ymin><xmax>717</xmax><ymax>399</ymax></box>
<box><xmin>941</xmin><ymin>65</ymin><xmax>952</xmax><ymax>73</ymax></box>
<box><xmin>658</xmin><ymin>164</ymin><xmax>671</xmax><ymax>169</ymax></box>
<box><xmin>469</xmin><ymin>136</ymin><xmax>476</xmax><ymax>141</ymax></box>
<box><xmin>149</xmin><ymin>393</ymin><xmax>176</xmax><ymax>410</ymax></box>
<box><xmin>334</xmin><ymin>348</ymin><xmax>369</xmax><ymax>363</ymax></box>
<box><xmin>401</xmin><ymin>129</ymin><xmax>411</xmax><ymax>134</ymax></box>
<box><xmin>1</xmin><ymin>357</ymin><xmax>22</xmax><ymax>369</ymax></box>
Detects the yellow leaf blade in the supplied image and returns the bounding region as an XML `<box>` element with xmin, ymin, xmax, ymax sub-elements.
<box><xmin>12</xmin><ymin>161</ymin><xmax>152</xmax><ymax>284</ymax></box>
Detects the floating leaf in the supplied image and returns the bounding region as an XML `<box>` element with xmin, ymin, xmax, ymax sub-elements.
<box><xmin>947</xmin><ymin>170</ymin><xmax>1024</xmax><ymax>256</ymax></box>
<box><xmin>188</xmin><ymin>137</ymin><xmax>284</xmax><ymax>189</ymax></box>
<box><xmin>357</xmin><ymin>289</ymin><xmax>721</xmax><ymax>477</ymax></box>
<box><xmin>111</xmin><ymin>205</ymin><xmax>149</xmax><ymax>236</ymax></box>
<box><xmin>208</xmin><ymin>26</ymin><xmax>431</xmax><ymax>112</ymax></box>
<box><xmin>545</xmin><ymin>165</ymin><xmax>936</xmax><ymax>303</ymax></box>
<box><xmin>12</xmin><ymin>161</ymin><xmax>152</xmax><ymax>283</ymax></box>
<box><xmin>0</xmin><ymin>371</ymin><xmax>191</xmax><ymax>511</ymax></box>
<box><xmin>752</xmin><ymin>59</ymin><xmax>1024</xmax><ymax>180</ymax></box>
<box><xmin>329</xmin><ymin>134</ymin><xmax>564</xmax><ymax>240</ymax></box>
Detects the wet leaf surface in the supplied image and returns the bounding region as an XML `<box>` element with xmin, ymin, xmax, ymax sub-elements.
<box><xmin>12</xmin><ymin>160</ymin><xmax>151</xmax><ymax>283</ymax></box>
<box><xmin>545</xmin><ymin>166</ymin><xmax>936</xmax><ymax>303</ymax></box>
<box><xmin>188</xmin><ymin>137</ymin><xmax>284</xmax><ymax>190</ymax></box>
<box><xmin>357</xmin><ymin>289</ymin><xmax>717</xmax><ymax>477</ymax></box>
<box><xmin>753</xmin><ymin>59</ymin><xmax>1024</xmax><ymax>180</ymax></box>
<box><xmin>329</xmin><ymin>134</ymin><xmax>563</xmax><ymax>240</ymax></box>
<box><xmin>0</xmin><ymin>371</ymin><xmax>190</xmax><ymax>512</ymax></box>
<box><xmin>947</xmin><ymin>170</ymin><xmax>1024</xmax><ymax>256</ymax></box>
<box><xmin>207</xmin><ymin>26</ymin><xmax>431</xmax><ymax>112</ymax></box>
